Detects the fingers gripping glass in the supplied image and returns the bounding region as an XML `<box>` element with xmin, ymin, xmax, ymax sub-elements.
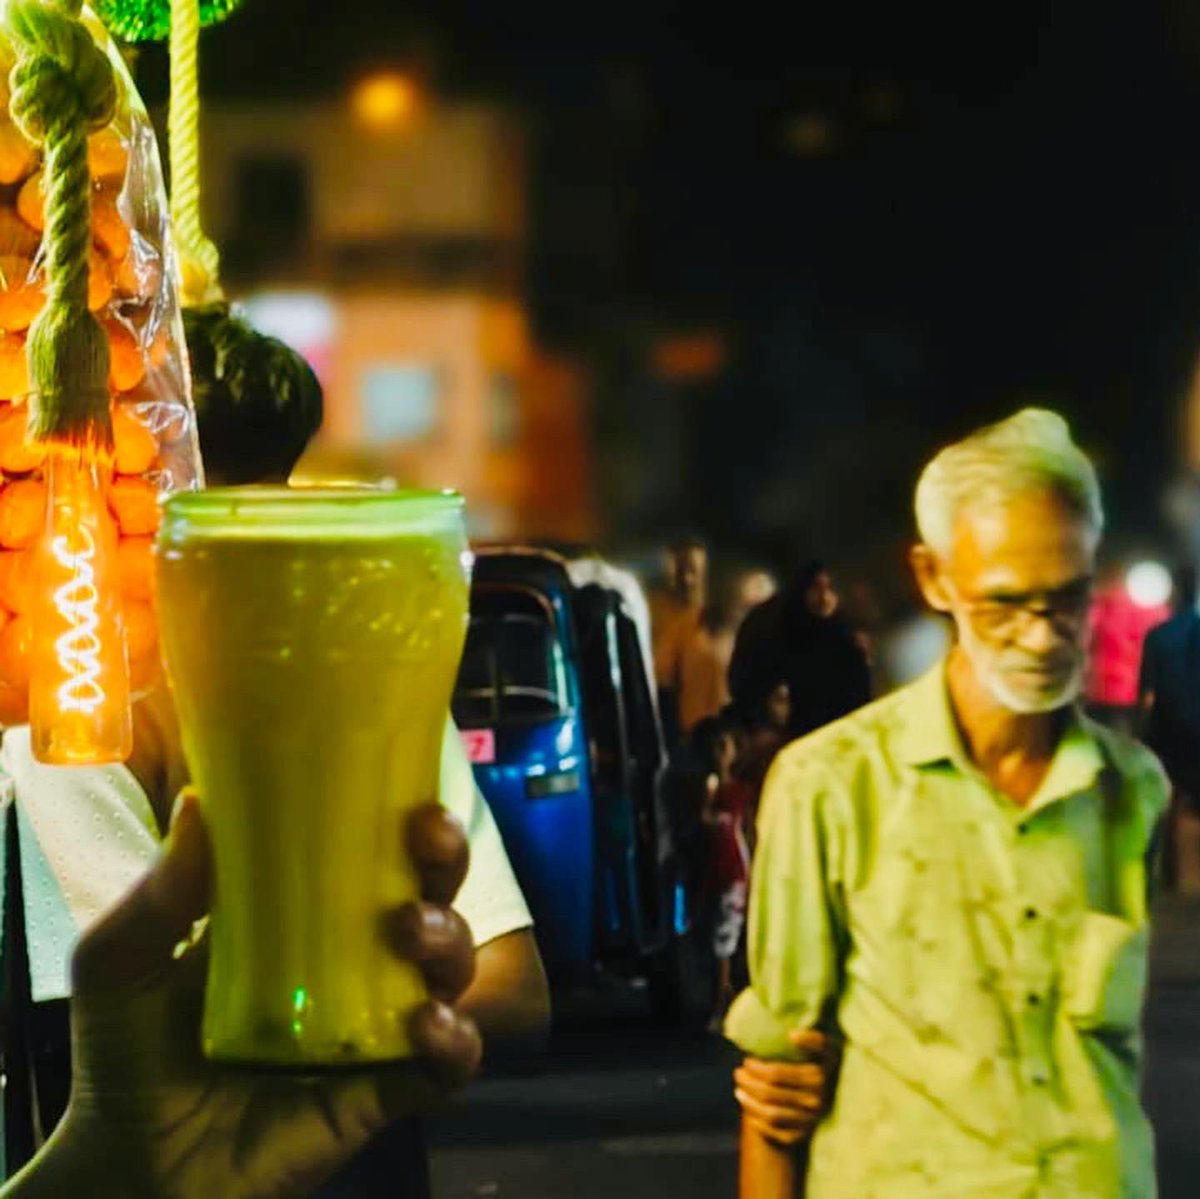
<box><xmin>949</xmin><ymin>579</ymin><xmax>1094</xmax><ymax>637</ymax></box>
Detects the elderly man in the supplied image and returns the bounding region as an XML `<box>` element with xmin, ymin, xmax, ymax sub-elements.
<box><xmin>726</xmin><ymin>410</ymin><xmax>1167</xmax><ymax>1197</ymax></box>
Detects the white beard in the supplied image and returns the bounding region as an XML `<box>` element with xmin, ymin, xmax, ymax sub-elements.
<box><xmin>955</xmin><ymin>618</ymin><xmax>1083</xmax><ymax>714</ymax></box>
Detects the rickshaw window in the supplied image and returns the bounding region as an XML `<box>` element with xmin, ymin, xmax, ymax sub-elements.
<box><xmin>452</xmin><ymin>593</ymin><xmax>570</xmax><ymax>726</ymax></box>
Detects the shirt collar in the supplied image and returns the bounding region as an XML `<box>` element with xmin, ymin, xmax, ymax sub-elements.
<box><xmin>897</xmin><ymin>661</ymin><xmax>968</xmax><ymax>768</ymax></box>
<box><xmin>897</xmin><ymin>659</ymin><xmax>1105</xmax><ymax>805</ymax></box>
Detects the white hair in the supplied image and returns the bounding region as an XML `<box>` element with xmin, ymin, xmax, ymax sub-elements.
<box><xmin>914</xmin><ymin>408</ymin><xmax>1104</xmax><ymax>555</ymax></box>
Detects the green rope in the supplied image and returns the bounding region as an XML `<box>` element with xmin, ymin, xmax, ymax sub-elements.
<box><xmin>7</xmin><ymin>0</ymin><xmax>116</xmax><ymax>449</ymax></box>
<box><xmin>169</xmin><ymin>0</ymin><xmax>220</xmax><ymax>305</ymax></box>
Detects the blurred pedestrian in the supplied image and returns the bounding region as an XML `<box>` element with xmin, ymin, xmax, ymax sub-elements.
<box><xmin>1087</xmin><ymin>563</ymin><xmax>1170</xmax><ymax>735</ymax></box>
<box><xmin>1139</xmin><ymin>605</ymin><xmax>1200</xmax><ymax>896</ymax></box>
<box><xmin>696</xmin><ymin>717</ymin><xmax>753</xmax><ymax>1033</ymax></box>
<box><xmin>677</xmin><ymin>564</ymin><xmax>769</xmax><ymax>736</ymax></box>
<box><xmin>738</xmin><ymin>680</ymin><xmax>791</xmax><ymax>798</ymax></box>
<box><xmin>728</xmin><ymin>558</ymin><xmax>871</xmax><ymax>737</ymax></box>
<box><xmin>736</xmin><ymin>566</ymin><xmax>779</xmax><ymax>612</ymax></box>
<box><xmin>648</xmin><ymin>537</ymin><xmax>708</xmax><ymax>746</ymax></box>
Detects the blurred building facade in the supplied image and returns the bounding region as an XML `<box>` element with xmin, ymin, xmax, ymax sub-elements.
<box><xmin>199</xmin><ymin>95</ymin><xmax>595</xmax><ymax>541</ymax></box>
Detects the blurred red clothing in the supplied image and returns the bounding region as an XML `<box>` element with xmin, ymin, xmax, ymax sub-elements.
<box><xmin>1086</xmin><ymin>584</ymin><xmax>1170</xmax><ymax>707</ymax></box>
<box><xmin>711</xmin><ymin>778</ymin><xmax>753</xmax><ymax>891</ymax></box>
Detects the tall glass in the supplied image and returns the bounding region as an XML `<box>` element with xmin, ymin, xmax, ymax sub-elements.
<box><xmin>156</xmin><ymin>487</ymin><xmax>470</xmax><ymax>1066</ymax></box>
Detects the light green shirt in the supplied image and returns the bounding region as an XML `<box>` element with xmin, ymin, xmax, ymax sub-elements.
<box><xmin>725</xmin><ymin>662</ymin><xmax>1168</xmax><ymax>1199</ymax></box>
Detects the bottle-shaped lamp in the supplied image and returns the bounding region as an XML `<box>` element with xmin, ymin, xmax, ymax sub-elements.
<box><xmin>29</xmin><ymin>448</ymin><xmax>132</xmax><ymax>764</ymax></box>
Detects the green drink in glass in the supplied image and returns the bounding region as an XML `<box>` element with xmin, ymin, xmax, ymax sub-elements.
<box><xmin>156</xmin><ymin>487</ymin><xmax>470</xmax><ymax>1066</ymax></box>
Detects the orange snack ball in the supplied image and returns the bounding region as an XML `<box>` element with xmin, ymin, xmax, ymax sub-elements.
<box><xmin>116</xmin><ymin>534</ymin><xmax>154</xmax><ymax>602</ymax></box>
<box><xmin>112</xmin><ymin>405</ymin><xmax>157</xmax><ymax>476</ymax></box>
<box><xmin>92</xmin><ymin>192</ymin><xmax>131</xmax><ymax>262</ymax></box>
<box><xmin>0</xmin><ymin>614</ymin><xmax>32</xmax><ymax>688</ymax></box>
<box><xmin>0</xmin><ymin>117</ymin><xmax>36</xmax><ymax>187</ymax></box>
<box><xmin>0</xmin><ymin>256</ymin><xmax>45</xmax><ymax>332</ymax></box>
<box><xmin>122</xmin><ymin>599</ymin><xmax>156</xmax><ymax>663</ymax></box>
<box><xmin>87</xmin><ymin>248</ymin><xmax>112</xmax><ymax>312</ymax></box>
<box><xmin>87</xmin><ymin>129</ymin><xmax>128</xmax><ymax>183</ymax></box>
<box><xmin>0</xmin><ymin>209</ymin><xmax>39</xmax><ymax>259</ymax></box>
<box><xmin>16</xmin><ymin>172</ymin><xmax>42</xmax><ymax>231</ymax></box>
<box><xmin>0</xmin><ymin>549</ymin><xmax>33</xmax><ymax>614</ymax></box>
<box><xmin>0</xmin><ymin>478</ymin><xmax>45</xmax><ymax>549</ymax></box>
<box><xmin>108</xmin><ymin>476</ymin><xmax>159</xmax><ymax>536</ymax></box>
<box><xmin>0</xmin><ymin>680</ymin><xmax>27</xmax><ymax>725</ymax></box>
<box><xmin>106</xmin><ymin>321</ymin><xmax>147</xmax><ymax>394</ymax></box>
<box><xmin>112</xmin><ymin>249</ymin><xmax>162</xmax><ymax>303</ymax></box>
<box><xmin>148</xmin><ymin>323</ymin><xmax>171</xmax><ymax>369</ymax></box>
<box><xmin>0</xmin><ymin>333</ymin><xmax>29</xmax><ymax>401</ymax></box>
<box><xmin>0</xmin><ymin>404</ymin><xmax>44</xmax><ymax>472</ymax></box>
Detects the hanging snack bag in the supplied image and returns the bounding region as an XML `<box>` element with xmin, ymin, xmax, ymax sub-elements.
<box><xmin>0</xmin><ymin>0</ymin><xmax>201</xmax><ymax>741</ymax></box>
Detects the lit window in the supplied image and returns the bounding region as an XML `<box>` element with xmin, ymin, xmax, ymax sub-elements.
<box><xmin>360</xmin><ymin>364</ymin><xmax>440</xmax><ymax>443</ymax></box>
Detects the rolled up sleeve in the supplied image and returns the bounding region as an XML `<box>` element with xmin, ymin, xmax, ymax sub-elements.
<box><xmin>724</xmin><ymin>753</ymin><xmax>846</xmax><ymax>1059</ymax></box>
<box><xmin>439</xmin><ymin>718</ymin><xmax>533</xmax><ymax>948</ymax></box>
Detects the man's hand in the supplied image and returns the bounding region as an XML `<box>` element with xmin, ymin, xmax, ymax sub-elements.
<box><xmin>56</xmin><ymin>791</ymin><xmax>480</xmax><ymax>1199</ymax></box>
<box><xmin>734</xmin><ymin>1029</ymin><xmax>836</xmax><ymax>1147</ymax></box>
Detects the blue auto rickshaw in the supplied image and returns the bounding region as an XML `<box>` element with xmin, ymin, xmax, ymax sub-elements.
<box><xmin>452</xmin><ymin>547</ymin><xmax>688</xmax><ymax>1018</ymax></box>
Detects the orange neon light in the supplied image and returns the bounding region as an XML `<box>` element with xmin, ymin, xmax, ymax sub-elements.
<box><xmin>49</xmin><ymin>521</ymin><xmax>105</xmax><ymax>713</ymax></box>
<box><xmin>29</xmin><ymin>451</ymin><xmax>132</xmax><ymax>765</ymax></box>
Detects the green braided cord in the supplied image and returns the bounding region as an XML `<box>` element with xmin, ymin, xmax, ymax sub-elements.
<box><xmin>170</xmin><ymin>0</ymin><xmax>220</xmax><ymax>304</ymax></box>
<box><xmin>7</xmin><ymin>0</ymin><xmax>116</xmax><ymax>448</ymax></box>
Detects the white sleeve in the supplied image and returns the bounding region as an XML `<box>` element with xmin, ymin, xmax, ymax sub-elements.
<box><xmin>1</xmin><ymin>725</ymin><xmax>161</xmax><ymax>1001</ymax></box>
<box><xmin>439</xmin><ymin>717</ymin><xmax>533</xmax><ymax>947</ymax></box>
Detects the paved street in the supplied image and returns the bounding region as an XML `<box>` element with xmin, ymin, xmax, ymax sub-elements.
<box><xmin>430</xmin><ymin>896</ymin><xmax>1200</xmax><ymax>1198</ymax></box>
<box><xmin>430</xmin><ymin>983</ymin><xmax>739</xmax><ymax>1199</ymax></box>
<box><xmin>1145</xmin><ymin>896</ymin><xmax>1200</xmax><ymax>1196</ymax></box>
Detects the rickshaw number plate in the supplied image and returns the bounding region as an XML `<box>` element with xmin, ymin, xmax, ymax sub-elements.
<box><xmin>461</xmin><ymin>728</ymin><xmax>496</xmax><ymax>764</ymax></box>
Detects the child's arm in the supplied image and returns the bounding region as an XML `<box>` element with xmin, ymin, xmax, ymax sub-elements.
<box><xmin>740</xmin><ymin>1114</ymin><xmax>804</xmax><ymax>1199</ymax></box>
<box><xmin>724</xmin><ymin>753</ymin><xmax>850</xmax><ymax>1195</ymax></box>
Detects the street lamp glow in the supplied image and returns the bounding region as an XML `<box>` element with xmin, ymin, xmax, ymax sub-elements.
<box><xmin>351</xmin><ymin>72</ymin><xmax>418</xmax><ymax>130</ymax></box>
<box><xmin>1125</xmin><ymin>561</ymin><xmax>1172</xmax><ymax>609</ymax></box>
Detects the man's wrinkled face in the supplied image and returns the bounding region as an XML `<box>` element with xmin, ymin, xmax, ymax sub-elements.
<box><xmin>925</xmin><ymin>491</ymin><xmax>1096</xmax><ymax>714</ymax></box>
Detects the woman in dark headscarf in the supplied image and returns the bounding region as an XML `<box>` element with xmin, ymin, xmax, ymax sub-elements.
<box><xmin>727</xmin><ymin>559</ymin><xmax>871</xmax><ymax>739</ymax></box>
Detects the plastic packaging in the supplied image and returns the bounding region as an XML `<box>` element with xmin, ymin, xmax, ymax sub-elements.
<box><xmin>0</xmin><ymin>5</ymin><xmax>202</xmax><ymax>725</ymax></box>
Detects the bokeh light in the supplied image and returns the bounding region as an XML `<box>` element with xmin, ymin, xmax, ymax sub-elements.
<box><xmin>1125</xmin><ymin>560</ymin><xmax>1173</xmax><ymax>609</ymax></box>
<box><xmin>351</xmin><ymin>72</ymin><xmax>419</xmax><ymax>130</ymax></box>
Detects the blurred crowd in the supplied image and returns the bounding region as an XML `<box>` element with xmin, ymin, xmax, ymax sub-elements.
<box><xmin>646</xmin><ymin>539</ymin><xmax>881</xmax><ymax>1029</ymax></box>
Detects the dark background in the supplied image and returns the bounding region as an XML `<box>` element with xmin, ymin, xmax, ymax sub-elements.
<box><xmin>136</xmin><ymin>0</ymin><xmax>1200</xmax><ymax>574</ymax></box>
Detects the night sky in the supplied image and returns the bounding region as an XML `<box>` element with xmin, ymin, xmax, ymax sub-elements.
<box><xmin>138</xmin><ymin>1</ymin><xmax>1200</xmax><ymax>568</ymax></box>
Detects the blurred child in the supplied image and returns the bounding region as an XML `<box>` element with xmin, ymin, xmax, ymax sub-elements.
<box><xmin>739</xmin><ymin>681</ymin><xmax>790</xmax><ymax>784</ymax></box>
<box><xmin>700</xmin><ymin>717</ymin><xmax>754</xmax><ymax>1032</ymax></box>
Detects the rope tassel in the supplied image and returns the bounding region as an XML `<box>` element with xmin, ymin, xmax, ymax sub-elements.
<box><xmin>6</xmin><ymin>0</ymin><xmax>116</xmax><ymax>451</ymax></box>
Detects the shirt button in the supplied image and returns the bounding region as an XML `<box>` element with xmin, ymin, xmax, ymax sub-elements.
<box><xmin>1032</xmin><ymin>1072</ymin><xmax>1048</xmax><ymax>1086</ymax></box>
<box><xmin>1027</xmin><ymin>993</ymin><xmax>1041</xmax><ymax>1007</ymax></box>
<box><xmin>1024</xmin><ymin>907</ymin><xmax>1038</xmax><ymax>921</ymax></box>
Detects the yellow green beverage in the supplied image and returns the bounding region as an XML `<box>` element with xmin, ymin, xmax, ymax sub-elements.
<box><xmin>156</xmin><ymin>487</ymin><xmax>469</xmax><ymax>1066</ymax></box>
